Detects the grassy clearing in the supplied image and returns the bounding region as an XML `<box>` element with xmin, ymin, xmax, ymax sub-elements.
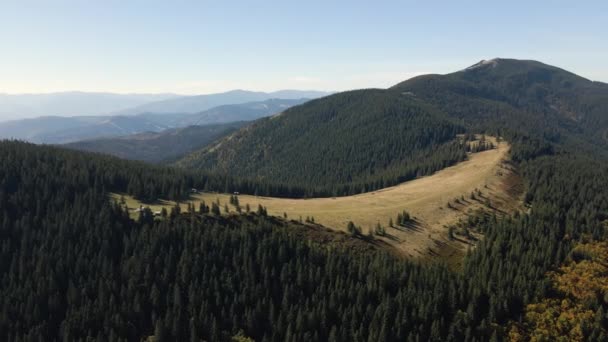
<box><xmin>109</xmin><ymin>194</ymin><xmax>173</xmax><ymax>215</ymax></box>
<box><xmin>111</xmin><ymin>137</ymin><xmax>522</xmax><ymax>262</ymax></box>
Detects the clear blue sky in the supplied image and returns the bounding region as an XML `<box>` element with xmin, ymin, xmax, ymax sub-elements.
<box><xmin>1</xmin><ymin>0</ymin><xmax>606</xmax><ymax>94</ymax></box>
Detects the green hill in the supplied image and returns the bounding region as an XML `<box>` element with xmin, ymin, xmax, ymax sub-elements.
<box><xmin>65</xmin><ymin>121</ymin><xmax>247</xmax><ymax>163</ymax></box>
<box><xmin>393</xmin><ymin>58</ymin><xmax>608</xmax><ymax>150</ymax></box>
<box><xmin>177</xmin><ymin>89</ymin><xmax>467</xmax><ymax>196</ymax></box>
<box><xmin>177</xmin><ymin>59</ymin><xmax>608</xmax><ymax>193</ymax></box>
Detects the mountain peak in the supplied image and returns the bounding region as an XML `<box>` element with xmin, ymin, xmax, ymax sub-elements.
<box><xmin>392</xmin><ymin>58</ymin><xmax>593</xmax><ymax>92</ymax></box>
<box><xmin>464</xmin><ymin>58</ymin><xmax>501</xmax><ymax>71</ymax></box>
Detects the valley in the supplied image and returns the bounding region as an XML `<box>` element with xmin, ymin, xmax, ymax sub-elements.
<box><xmin>64</xmin><ymin>121</ymin><xmax>247</xmax><ymax>163</ymax></box>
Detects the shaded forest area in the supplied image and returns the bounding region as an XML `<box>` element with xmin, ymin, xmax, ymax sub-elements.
<box><xmin>0</xmin><ymin>136</ymin><xmax>607</xmax><ymax>341</ymax></box>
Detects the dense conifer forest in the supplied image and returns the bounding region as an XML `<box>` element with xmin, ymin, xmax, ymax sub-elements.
<box><xmin>1</xmin><ymin>59</ymin><xmax>608</xmax><ymax>341</ymax></box>
<box><xmin>176</xmin><ymin>90</ymin><xmax>469</xmax><ymax>196</ymax></box>
<box><xmin>1</xmin><ymin>132</ymin><xmax>607</xmax><ymax>341</ymax></box>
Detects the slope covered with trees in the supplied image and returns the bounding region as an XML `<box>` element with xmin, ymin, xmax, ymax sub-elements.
<box><xmin>177</xmin><ymin>90</ymin><xmax>467</xmax><ymax>196</ymax></box>
<box><xmin>1</xmin><ymin>133</ymin><xmax>607</xmax><ymax>341</ymax></box>
<box><xmin>65</xmin><ymin>122</ymin><xmax>247</xmax><ymax>163</ymax></box>
<box><xmin>392</xmin><ymin>58</ymin><xmax>608</xmax><ymax>154</ymax></box>
<box><xmin>176</xmin><ymin>59</ymin><xmax>608</xmax><ymax>196</ymax></box>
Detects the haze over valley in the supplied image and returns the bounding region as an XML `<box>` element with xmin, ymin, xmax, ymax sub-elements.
<box><xmin>0</xmin><ymin>91</ymin><xmax>326</xmax><ymax>143</ymax></box>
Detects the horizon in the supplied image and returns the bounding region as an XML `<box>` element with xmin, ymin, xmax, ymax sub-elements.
<box><xmin>0</xmin><ymin>88</ymin><xmax>332</xmax><ymax>97</ymax></box>
<box><xmin>1</xmin><ymin>57</ymin><xmax>606</xmax><ymax>97</ymax></box>
<box><xmin>1</xmin><ymin>1</ymin><xmax>607</xmax><ymax>94</ymax></box>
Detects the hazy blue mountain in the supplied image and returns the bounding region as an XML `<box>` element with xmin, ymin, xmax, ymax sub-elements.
<box><xmin>113</xmin><ymin>89</ymin><xmax>330</xmax><ymax>115</ymax></box>
<box><xmin>0</xmin><ymin>92</ymin><xmax>178</xmax><ymax>121</ymax></box>
<box><xmin>0</xmin><ymin>115</ymin><xmax>170</xmax><ymax>144</ymax></box>
<box><xmin>0</xmin><ymin>89</ymin><xmax>328</xmax><ymax>122</ymax></box>
<box><xmin>0</xmin><ymin>116</ymin><xmax>101</xmax><ymax>142</ymax></box>
<box><xmin>40</xmin><ymin>116</ymin><xmax>171</xmax><ymax>144</ymax></box>
<box><xmin>0</xmin><ymin>98</ymin><xmax>310</xmax><ymax>143</ymax></box>
<box><xmin>138</xmin><ymin>98</ymin><xmax>311</xmax><ymax>127</ymax></box>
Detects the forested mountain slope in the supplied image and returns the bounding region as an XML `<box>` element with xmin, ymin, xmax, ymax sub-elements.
<box><xmin>64</xmin><ymin>121</ymin><xmax>247</xmax><ymax>163</ymax></box>
<box><xmin>178</xmin><ymin>139</ymin><xmax>519</xmax><ymax>262</ymax></box>
<box><xmin>1</xmin><ymin>129</ymin><xmax>607</xmax><ymax>340</ymax></box>
<box><xmin>177</xmin><ymin>89</ymin><xmax>467</xmax><ymax>196</ymax></box>
<box><xmin>177</xmin><ymin>59</ymin><xmax>608</xmax><ymax>196</ymax></box>
<box><xmin>393</xmin><ymin>58</ymin><xmax>608</xmax><ymax>151</ymax></box>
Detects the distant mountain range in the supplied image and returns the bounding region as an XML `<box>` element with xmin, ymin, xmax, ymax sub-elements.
<box><xmin>113</xmin><ymin>89</ymin><xmax>330</xmax><ymax>116</ymax></box>
<box><xmin>0</xmin><ymin>95</ymin><xmax>320</xmax><ymax>143</ymax></box>
<box><xmin>135</xmin><ymin>98</ymin><xmax>311</xmax><ymax>127</ymax></box>
<box><xmin>64</xmin><ymin>122</ymin><xmax>247</xmax><ymax>163</ymax></box>
<box><xmin>0</xmin><ymin>92</ymin><xmax>178</xmax><ymax>121</ymax></box>
<box><xmin>0</xmin><ymin>89</ymin><xmax>330</xmax><ymax>122</ymax></box>
<box><xmin>60</xmin><ymin>98</ymin><xmax>310</xmax><ymax>161</ymax></box>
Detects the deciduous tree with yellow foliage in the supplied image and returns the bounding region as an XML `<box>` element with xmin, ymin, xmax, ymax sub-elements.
<box><xmin>512</xmin><ymin>241</ymin><xmax>608</xmax><ymax>341</ymax></box>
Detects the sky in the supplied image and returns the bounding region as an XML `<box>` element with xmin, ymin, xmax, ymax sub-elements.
<box><xmin>1</xmin><ymin>0</ymin><xmax>607</xmax><ymax>95</ymax></box>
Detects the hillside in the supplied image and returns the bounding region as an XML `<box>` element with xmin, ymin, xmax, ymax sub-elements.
<box><xmin>3</xmin><ymin>118</ymin><xmax>608</xmax><ymax>340</ymax></box>
<box><xmin>194</xmin><ymin>138</ymin><xmax>520</xmax><ymax>259</ymax></box>
<box><xmin>119</xmin><ymin>137</ymin><xmax>522</xmax><ymax>263</ymax></box>
<box><xmin>0</xmin><ymin>98</ymin><xmax>308</xmax><ymax>144</ymax></box>
<box><xmin>177</xmin><ymin>89</ymin><xmax>467</xmax><ymax>196</ymax></box>
<box><xmin>176</xmin><ymin>59</ymin><xmax>608</xmax><ymax>192</ymax></box>
<box><xmin>393</xmin><ymin>58</ymin><xmax>608</xmax><ymax>150</ymax></box>
<box><xmin>65</xmin><ymin>122</ymin><xmax>247</xmax><ymax>163</ymax></box>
